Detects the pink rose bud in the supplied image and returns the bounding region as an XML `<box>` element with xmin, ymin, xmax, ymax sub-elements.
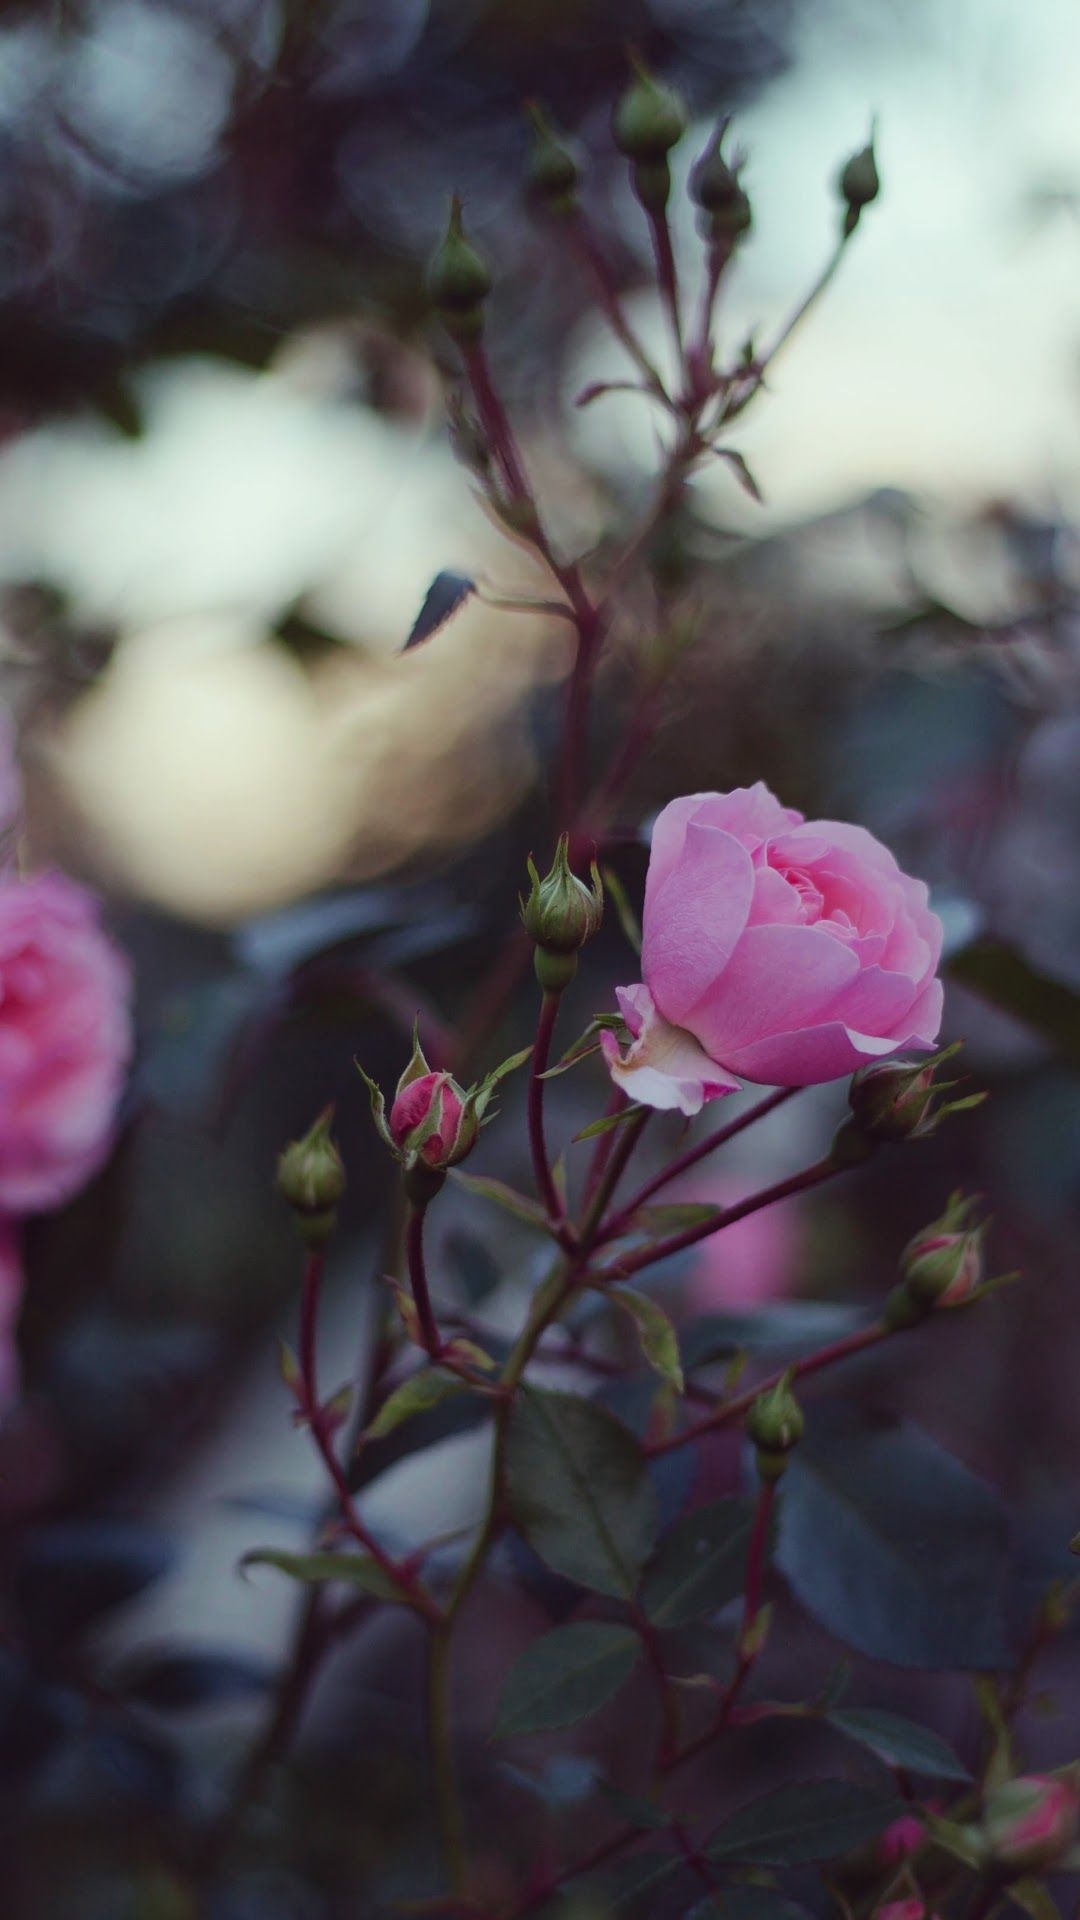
<box><xmin>389</xmin><ymin>1072</ymin><xmax>477</xmax><ymax>1171</ymax></box>
<box><xmin>902</xmin><ymin>1193</ymin><xmax>985</xmax><ymax>1308</ymax></box>
<box><xmin>982</xmin><ymin>1772</ymin><xmax>1080</xmax><ymax>1874</ymax></box>
<box><xmin>0</xmin><ymin>871</ymin><xmax>132</xmax><ymax>1213</ymax></box>
<box><xmin>850</xmin><ymin>1056</ymin><xmax>938</xmax><ymax>1140</ymax></box>
<box><xmin>601</xmin><ymin>783</ymin><xmax>943</xmax><ymax>1115</ymax></box>
<box><xmin>877</xmin><ymin>1814</ymin><xmax>927</xmax><ymax>1864</ymax></box>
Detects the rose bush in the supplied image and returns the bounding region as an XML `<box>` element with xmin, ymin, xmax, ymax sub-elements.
<box><xmin>603</xmin><ymin>782</ymin><xmax>944</xmax><ymax>1112</ymax></box>
<box><xmin>0</xmin><ymin>872</ymin><xmax>133</xmax><ymax>1213</ymax></box>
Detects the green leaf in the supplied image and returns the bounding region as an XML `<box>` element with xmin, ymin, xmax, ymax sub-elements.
<box><xmin>1008</xmin><ymin>1878</ymin><xmax>1064</xmax><ymax>1920</ymax></box>
<box><xmin>630</xmin><ymin>1202</ymin><xmax>722</xmax><ymax>1234</ymax></box>
<box><xmin>449</xmin><ymin>1171</ymin><xmax>547</xmax><ymax>1227</ymax></box>
<box><xmin>947</xmin><ymin>939</ymin><xmax>1080</xmax><ymax>1069</ymax></box>
<box><xmin>826</xmin><ymin>1707</ymin><xmax>970</xmax><ymax>1780</ymax></box>
<box><xmin>600</xmin><ymin>864</ymin><xmax>643</xmax><ymax>956</ymax></box>
<box><xmin>494</xmin><ymin>1622</ymin><xmax>641</xmax><ymax>1736</ymax></box>
<box><xmin>505</xmin><ymin>1388</ymin><xmax>659</xmax><ymax>1599</ymax></box>
<box><xmin>239</xmin><ymin>1548</ymin><xmax>404</xmax><ymax>1601</ymax></box>
<box><xmin>777</xmin><ymin>1407</ymin><xmax>1010</xmax><ymax>1669</ymax></box>
<box><xmin>707</xmin><ymin>1780</ymin><xmax>904</xmax><ymax>1865</ymax></box>
<box><xmin>574</xmin><ymin>1103</ymin><xmax>647</xmax><ymax>1143</ymax></box>
<box><xmin>641</xmin><ymin>1497</ymin><xmax>756</xmax><ymax>1628</ymax></box>
<box><xmin>612</xmin><ymin>1287</ymin><xmax>684</xmax><ymax>1393</ymax></box>
<box><xmin>364</xmin><ymin>1369</ymin><xmax>468</xmax><ymax>1440</ymax></box>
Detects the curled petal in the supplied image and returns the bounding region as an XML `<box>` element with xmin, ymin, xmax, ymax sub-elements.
<box><xmin>601</xmin><ymin>984</ymin><xmax>740</xmax><ymax>1115</ymax></box>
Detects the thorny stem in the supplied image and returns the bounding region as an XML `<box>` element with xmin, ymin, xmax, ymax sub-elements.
<box><xmin>407</xmin><ymin>1202</ymin><xmax>443</xmax><ymax>1358</ymax></box>
<box><xmin>528</xmin><ymin>989</ymin><xmax>565</xmax><ymax>1223</ymax></box>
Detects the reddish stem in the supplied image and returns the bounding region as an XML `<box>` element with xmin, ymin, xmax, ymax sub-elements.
<box><xmin>406</xmin><ymin>1204</ymin><xmax>443</xmax><ymax>1360</ymax></box>
<box><xmin>599</xmin><ymin>1154</ymin><xmax>840</xmax><ymax>1279</ymax></box>
<box><xmin>721</xmin><ymin>1476</ymin><xmax>777</xmax><ymax>1719</ymax></box>
<box><xmin>528</xmin><ymin>990</ymin><xmax>564</xmax><ymax>1222</ymax></box>
<box><xmin>567</xmin><ymin>212</ymin><xmax>670</xmax><ymax>399</ymax></box>
<box><xmin>610</xmin><ymin>1086</ymin><xmax>800</xmax><ymax>1225</ymax></box>
<box><xmin>648</xmin><ymin>207</ymin><xmax>684</xmax><ymax>365</ymax></box>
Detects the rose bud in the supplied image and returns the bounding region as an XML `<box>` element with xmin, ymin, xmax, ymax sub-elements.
<box><xmin>427</xmin><ymin>197</ymin><xmax>492</xmax><ymax>341</ymax></box>
<box><xmin>525</xmin><ymin>103</ymin><xmax>582</xmax><ymax>215</ymax></box>
<box><xmin>849</xmin><ymin>1045</ymin><xmax>985</xmax><ymax>1146</ymax></box>
<box><xmin>877</xmin><ymin>1813</ymin><xmax>928</xmax><ymax>1864</ymax></box>
<box><xmin>838</xmin><ymin>131</ymin><xmax>880</xmax><ymax>235</ymax></box>
<box><xmin>613</xmin><ymin>60</ymin><xmax>686</xmax><ymax>164</ymax></box>
<box><xmin>746</xmin><ymin>1374</ymin><xmax>804</xmax><ymax>1480</ymax></box>
<box><xmin>981</xmin><ymin>1771</ymin><xmax>1080</xmax><ymax>1875</ymax></box>
<box><xmin>902</xmin><ymin>1194</ymin><xmax>985</xmax><ymax>1308</ymax></box>
<box><xmin>390</xmin><ymin>1071</ymin><xmax>478</xmax><ymax>1171</ymax></box>
<box><xmin>690</xmin><ymin>120</ymin><xmax>752</xmax><ymax>244</ymax></box>
<box><xmin>278</xmin><ymin>1106</ymin><xmax>346</xmax><ymax>1245</ymax></box>
<box><xmin>521</xmin><ymin>835</ymin><xmax>603</xmax><ymax>992</ymax></box>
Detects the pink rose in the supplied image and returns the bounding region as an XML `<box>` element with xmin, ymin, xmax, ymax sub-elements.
<box><xmin>602</xmin><ymin>783</ymin><xmax>943</xmax><ymax>1114</ymax></box>
<box><xmin>0</xmin><ymin>1220</ymin><xmax>23</xmax><ymax>1411</ymax></box>
<box><xmin>0</xmin><ymin>872</ymin><xmax>132</xmax><ymax>1212</ymax></box>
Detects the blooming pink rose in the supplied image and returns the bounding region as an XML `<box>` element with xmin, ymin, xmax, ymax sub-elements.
<box><xmin>0</xmin><ymin>1220</ymin><xmax>22</xmax><ymax>1411</ymax></box>
<box><xmin>0</xmin><ymin>873</ymin><xmax>132</xmax><ymax>1212</ymax></box>
<box><xmin>602</xmin><ymin>784</ymin><xmax>944</xmax><ymax>1114</ymax></box>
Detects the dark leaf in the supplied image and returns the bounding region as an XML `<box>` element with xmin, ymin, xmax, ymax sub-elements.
<box><xmin>351</xmin><ymin>1386</ymin><xmax>492</xmax><ymax>1491</ymax></box>
<box><xmin>113</xmin><ymin>1649</ymin><xmax>274</xmax><ymax>1711</ymax></box>
<box><xmin>443</xmin><ymin>1229</ymin><xmax>501</xmax><ymax>1304</ymax></box>
<box><xmin>495</xmin><ymin>1623</ymin><xmax>641</xmax><ymax>1736</ymax></box>
<box><xmin>682</xmin><ymin>1305</ymin><xmax>869</xmax><ymax>1372</ymax></box>
<box><xmin>708</xmin><ymin>1779</ymin><xmax>904</xmax><ymax>1864</ymax></box>
<box><xmin>777</xmin><ymin>1408</ymin><xmax>1011</xmax><ymax>1668</ymax></box>
<box><xmin>611</xmin><ymin>1287</ymin><xmax>684</xmax><ymax>1392</ymax></box>
<box><xmin>506</xmin><ymin>1389</ymin><xmax>659</xmax><ymax>1599</ymax></box>
<box><xmin>364</xmin><ymin>1368</ymin><xmax>468</xmax><ymax>1441</ymax></box>
<box><xmin>404</xmin><ymin>570</ymin><xmax>476</xmax><ymax>649</ymax></box>
<box><xmin>14</xmin><ymin>1524</ymin><xmax>174</xmax><ymax>1654</ymax></box>
<box><xmin>826</xmin><ymin>1707</ymin><xmax>970</xmax><ymax>1780</ymax></box>
<box><xmin>946</xmin><ymin>939</ymin><xmax>1080</xmax><ymax>1069</ymax></box>
<box><xmin>641</xmin><ymin>1497</ymin><xmax>757</xmax><ymax>1628</ymax></box>
<box><xmin>450</xmin><ymin>1171</ymin><xmax>547</xmax><ymax>1228</ymax></box>
<box><xmin>574</xmin><ymin>1848</ymin><xmax>687</xmax><ymax>1912</ymax></box>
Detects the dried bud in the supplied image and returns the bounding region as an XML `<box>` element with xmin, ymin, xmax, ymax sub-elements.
<box><xmin>848</xmin><ymin>1043</ymin><xmax>985</xmax><ymax>1144</ymax></box>
<box><xmin>521</xmin><ymin>836</ymin><xmax>603</xmax><ymax>989</ymax></box>
<box><xmin>525</xmin><ymin>103</ymin><xmax>582</xmax><ymax>214</ymax></box>
<box><xmin>427</xmin><ymin>197</ymin><xmax>492</xmax><ymax>339</ymax></box>
<box><xmin>277</xmin><ymin>1106</ymin><xmax>345</xmax><ymax>1244</ymax></box>
<box><xmin>902</xmin><ymin>1194</ymin><xmax>985</xmax><ymax>1308</ymax></box>
<box><xmin>613</xmin><ymin>61</ymin><xmax>686</xmax><ymax>163</ymax></box>
<box><xmin>981</xmin><ymin>1772</ymin><xmax>1080</xmax><ymax>1875</ymax></box>
<box><xmin>838</xmin><ymin>132</ymin><xmax>880</xmax><ymax>235</ymax></box>
<box><xmin>746</xmin><ymin>1374</ymin><xmax>804</xmax><ymax>1479</ymax></box>
<box><xmin>690</xmin><ymin>120</ymin><xmax>752</xmax><ymax>241</ymax></box>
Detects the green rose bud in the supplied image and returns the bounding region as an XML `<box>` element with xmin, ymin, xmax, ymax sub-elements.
<box><xmin>277</xmin><ymin>1106</ymin><xmax>346</xmax><ymax>1244</ymax></box>
<box><xmin>746</xmin><ymin>1374</ymin><xmax>804</xmax><ymax>1479</ymax></box>
<box><xmin>427</xmin><ymin>197</ymin><xmax>492</xmax><ymax>339</ymax></box>
<box><xmin>902</xmin><ymin>1193</ymin><xmax>986</xmax><ymax>1308</ymax></box>
<box><xmin>613</xmin><ymin>61</ymin><xmax>686</xmax><ymax>163</ymax></box>
<box><xmin>690</xmin><ymin>120</ymin><xmax>752</xmax><ymax>241</ymax></box>
<box><xmin>521</xmin><ymin>836</ymin><xmax>603</xmax><ymax>991</ymax></box>
<box><xmin>525</xmin><ymin>103</ymin><xmax>582</xmax><ymax>214</ymax></box>
<box><xmin>838</xmin><ymin>132</ymin><xmax>880</xmax><ymax>235</ymax></box>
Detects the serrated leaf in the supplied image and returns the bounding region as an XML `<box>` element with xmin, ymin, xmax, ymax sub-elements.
<box><xmin>826</xmin><ymin>1708</ymin><xmax>970</xmax><ymax>1780</ymax></box>
<box><xmin>494</xmin><ymin>1622</ymin><xmax>641</xmax><ymax>1736</ymax></box>
<box><xmin>239</xmin><ymin>1549</ymin><xmax>404</xmax><ymax>1601</ymax></box>
<box><xmin>612</xmin><ymin>1288</ymin><xmax>684</xmax><ymax>1393</ymax></box>
<box><xmin>641</xmin><ymin>1497</ymin><xmax>756</xmax><ymax>1628</ymax></box>
<box><xmin>707</xmin><ymin>1780</ymin><xmax>904</xmax><ymax>1865</ymax></box>
<box><xmin>777</xmin><ymin>1408</ymin><xmax>1010</xmax><ymax>1669</ymax></box>
<box><xmin>450</xmin><ymin>1171</ymin><xmax>547</xmax><ymax>1227</ymax></box>
<box><xmin>505</xmin><ymin>1389</ymin><xmax>659</xmax><ymax>1599</ymax></box>
<box><xmin>712</xmin><ymin>446</ymin><xmax>765</xmax><ymax>503</ymax></box>
<box><xmin>364</xmin><ymin>1369</ymin><xmax>467</xmax><ymax>1441</ymax></box>
<box><xmin>574</xmin><ymin>1104</ymin><xmax>647</xmax><ymax>1143</ymax></box>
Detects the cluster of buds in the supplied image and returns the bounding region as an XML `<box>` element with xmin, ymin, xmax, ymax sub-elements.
<box><xmin>359</xmin><ymin>1029</ymin><xmax>530</xmax><ymax>1206</ymax></box>
<box><xmin>746</xmin><ymin>1373</ymin><xmax>804</xmax><ymax>1481</ymax></box>
<box><xmin>521</xmin><ymin>835</ymin><xmax>603</xmax><ymax>993</ymax></box>
<box><xmin>689</xmin><ymin>118</ymin><xmax>752</xmax><ymax>249</ymax></box>
<box><xmin>612</xmin><ymin>55</ymin><xmax>687</xmax><ymax>214</ymax></box>
<box><xmin>847</xmin><ymin>1043</ymin><xmax>986</xmax><ymax>1147</ymax></box>
<box><xmin>277</xmin><ymin>1106</ymin><xmax>346</xmax><ymax>1245</ymax></box>
<box><xmin>838</xmin><ymin>128</ymin><xmax>881</xmax><ymax>236</ymax></box>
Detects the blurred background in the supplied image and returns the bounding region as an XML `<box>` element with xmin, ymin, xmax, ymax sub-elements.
<box><xmin>2</xmin><ymin>0</ymin><xmax>1080</xmax><ymax>1914</ymax></box>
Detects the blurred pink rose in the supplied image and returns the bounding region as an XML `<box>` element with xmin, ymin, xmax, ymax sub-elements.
<box><xmin>0</xmin><ymin>1220</ymin><xmax>22</xmax><ymax>1411</ymax></box>
<box><xmin>678</xmin><ymin>1178</ymin><xmax>800</xmax><ymax>1311</ymax></box>
<box><xmin>0</xmin><ymin>873</ymin><xmax>132</xmax><ymax>1213</ymax></box>
<box><xmin>602</xmin><ymin>783</ymin><xmax>944</xmax><ymax>1114</ymax></box>
<box><xmin>877</xmin><ymin>1813</ymin><xmax>928</xmax><ymax>1864</ymax></box>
